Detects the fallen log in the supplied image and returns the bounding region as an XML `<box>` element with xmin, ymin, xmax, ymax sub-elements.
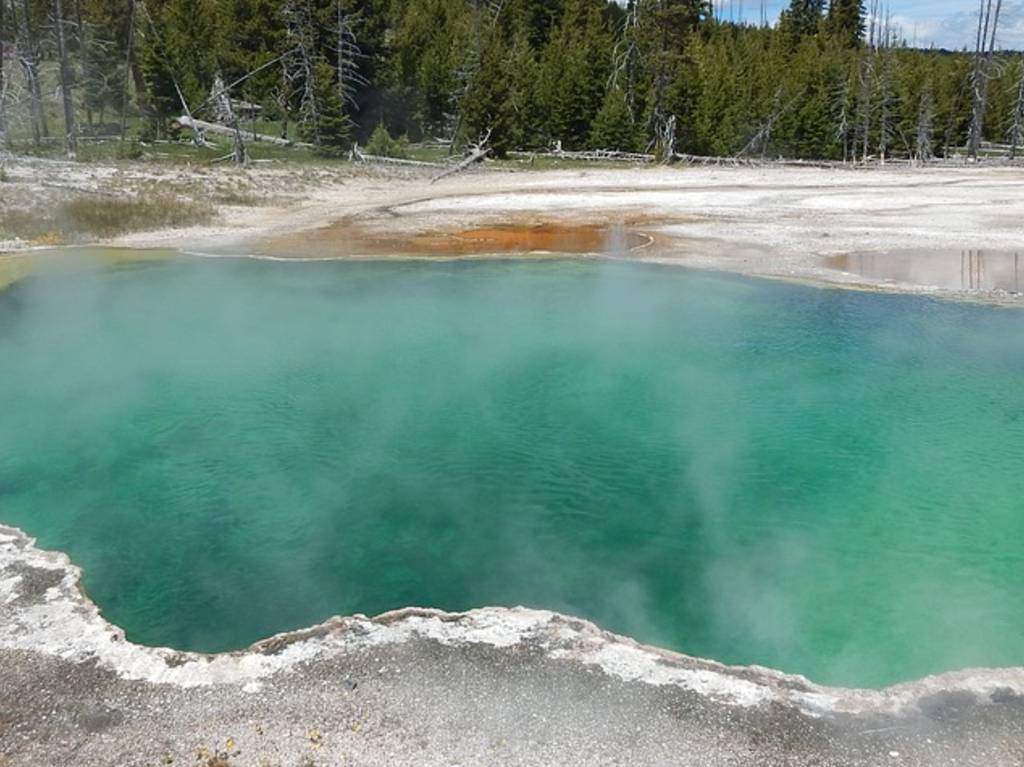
<box><xmin>352</xmin><ymin>146</ymin><xmax>444</xmax><ymax>168</ymax></box>
<box><xmin>177</xmin><ymin>116</ymin><xmax>312</xmax><ymax>148</ymax></box>
<box><xmin>509</xmin><ymin>148</ymin><xmax>655</xmax><ymax>163</ymax></box>
<box><xmin>428</xmin><ymin>128</ymin><xmax>493</xmax><ymax>183</ymax></box>
<box><xmin>429</xmin><ymin>146</ymin><xmax>489</xmax><ymax>183</ymax></box>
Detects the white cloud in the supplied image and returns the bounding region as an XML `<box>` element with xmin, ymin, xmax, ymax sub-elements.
<box><xmin>889</xmin><ymin>3</ymin><xmax>1024</xmax><ymax>50</ymax></box>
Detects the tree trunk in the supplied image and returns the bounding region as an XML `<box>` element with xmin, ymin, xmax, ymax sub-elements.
<box><xmin>278</xmin><ymin>64</ymin><xmax>290</xmax><ymax>141</ymax></box>
<box><xmin>211</xmin><ymin>75</ymin><xmax>247</xmax><ymax>165</ymax></box>
<box><xmin>53</xmin><ymin>0</ymin><xmax>78</xmax><ymax>159</ymax></box>
<box><xmin>969</xmin><ymin>0</ymin><xmax>1003</xmax><ymax>160</ymax></box>
<box><xmin>120</xmin><ymin>0</ymin><xmax>136</xmax><ymax>141</ymax></box>
<box><xmin>19</xmin><ymin>0</ymin><xmax>48</xmax><ymax>141</ymax></box>
<box><xmin>858</xmin><ymin>54</ymin><xmax>873</xmax><ymax>164</ymax></box>
<box><xmin>71</xmin><ymin>0</ymin><xmax>83</xmax><ymax>48</ymax></box>
<box><xmin>0</xmin><ymin>0</ymin><xmax>7</xmax><ymax>140</ymax></box>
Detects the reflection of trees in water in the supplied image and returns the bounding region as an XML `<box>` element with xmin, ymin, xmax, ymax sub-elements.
<box><xmin>832</xmin><ymin>250</ymin><xmax>1023</xmax><ymax>293</ymax></box>
<box><xmin>960</xmin><ymin>250</ymin><xmax>1021</xmax><ymax>292</ymax></box>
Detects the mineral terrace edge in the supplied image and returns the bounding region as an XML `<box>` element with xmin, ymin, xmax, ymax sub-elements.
<box><xmin>2</xmin><ymin>522</ymin><xmax>1023</xmax><ymax>715</ymax></box>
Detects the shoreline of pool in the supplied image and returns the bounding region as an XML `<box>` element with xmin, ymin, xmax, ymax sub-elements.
<box><xmin>3</xmin><ymin>521</ymin><xmax>1024</xmax><ymax>765</ymax></box>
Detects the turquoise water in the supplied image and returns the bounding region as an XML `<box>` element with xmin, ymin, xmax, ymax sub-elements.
<box><xmin>2</xmin><ymin>255</ymin><xmax>1024</xmax><ymax>687</ymax></box>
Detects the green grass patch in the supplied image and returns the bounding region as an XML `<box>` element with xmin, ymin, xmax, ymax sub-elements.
<box><xmin>403</xmin><ymin>143</ymin><xmax>453</xmax><ymax>163</ymax></box>
<box><xmin>5</xmin><ymin>131</ymin><xmax>333</xmax><ymax>166</ymax></box>
<box><xmin>1</xmin><ymin>194</ymin><xmax>216</xmax><ymax>243</ymax></box>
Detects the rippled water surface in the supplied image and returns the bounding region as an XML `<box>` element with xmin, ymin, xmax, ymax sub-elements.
<box><xmin>2</xmin><ymin>255</ymin><xmax>1023</xmax><ymax>687</ymax></box>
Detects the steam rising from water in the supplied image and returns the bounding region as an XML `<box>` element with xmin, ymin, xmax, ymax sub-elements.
<box><xmin>1</xmin><ymin>253</ymin><xmax>1023</xmax><ymax>687</ymax></box>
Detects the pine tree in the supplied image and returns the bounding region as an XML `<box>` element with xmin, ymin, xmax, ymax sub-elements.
<box><xmin>778</xmin><ymin>0</ymin><xmax>824</xmax><ymax>43</ymax></box>
<box><xmin>218</xmin><ymin>0</ymin><xmax>285</xmax><ymax>116</ymax></box>
<box><xmin>501</xmin><ymin>28</ymin><xmax>541</xmax><ymax>149</ymax></box>
<box><xmin>1008</xmin><ymin>59</ymin><xmax>1024</xmax><ymax>160</ymax></box>
<box><xmin>384</xmin><ymin>0</ymin><xmax>469</xmax><ymax>137</ymax></box>
<box><xmin>283</xmin><ymin>0</ymin><xmax>350</xmax><ymax>154</ymax></box>
<box><xmin>139</xmin><ymin>17</ymin><xmax>183</xmax><ymax>127</ymax></box>
<box><xmin>633</xmin><ymin>0</ymin><xmax>707</xmax><ymax>150</ymax></box>
<box><xmin>159</xmin><ymin>0</ymin><xmax>220</xmax><ymax>108</ymax></box>
<box><xmin>81</xmin><ymin>0</ymin><xmax>131</xmax><ymax>126</ymax></box>
<box><xmin>787</xmin><ymin>37</ymin><xmax>838</xmax><ymax>158</ymax></box>
<box><xmin>458</xmin><ymin>33</ymin><xmax>511</xmax><ymax>153</ymax></box>
<box><xmin>0</xmin><ymin>0</ymin><xmax>999</xmax><ymax>164</ymax></box>
<box><xmin>302</xmin><ymin>60</ymin><xmax>350</xmax><ymax>154</ymax></box>
<box><xmin>826</xmin><ymin>0</ymin><xmax>864</xmax><ymax>48</ymax></box>
<box><xmin>691</xmin><ymin>28</ymin><xmax>744</xmax><ymax>155</ymax></box>
<box><xmin>535</xmin><ymin>0</ymin><xmax>610</xmax><ymax>149</ymax></box>
<box><xmin>590</xmin><ymin>86</ymin><xmax>638</xmax><ymax>150</ymax></box>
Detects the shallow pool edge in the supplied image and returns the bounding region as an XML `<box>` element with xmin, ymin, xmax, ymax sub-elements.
<box><xmin>3</xmin><ymin>521</ymin><xmax>1023</xmax><ymax>719</ymax></box>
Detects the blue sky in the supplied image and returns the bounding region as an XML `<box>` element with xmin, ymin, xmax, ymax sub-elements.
<box><xmin>714</xmin><ymin>1</ymin><xmax>1024</xmax><ymax>50</ymax></box>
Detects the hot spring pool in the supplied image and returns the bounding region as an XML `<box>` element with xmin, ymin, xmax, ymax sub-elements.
<box><xmin>1</xmin><ymin>254</ymin><xmax>1023</xmax><ymax>688</ymax></box>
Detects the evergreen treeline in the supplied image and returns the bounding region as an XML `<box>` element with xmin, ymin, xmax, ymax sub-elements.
<box><xmin>2</xmin><ymin>0</ymin><xmax>1024</xmax><ymax>161</ymax></box>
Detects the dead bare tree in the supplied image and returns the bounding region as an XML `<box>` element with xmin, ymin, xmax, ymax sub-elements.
<box><xmin>53</xmin><ymin>0</ymin><xmax>78</xmax><ymax>158</ymax></box>
<box><xmin>877</xmin><ymin>53</ymin><xmax>897</xmax><ymax>164</ymax></box>
<box><xmin>333</xmin><ymin>0</ymin><xmax>366</xmax><ymax>126</ymax></box>
<box><xmin>119</xmin><ymin>0</ymin><xmax>137</xmax><ymax>141</ymax></box>
<box><xmin>856</xmin><ymin>55</ymin><xmax>875</xmax><ymax>162</ymax></box>
<box><xmin>209</xmin><ymin>74</ymin><xmax>247</xmax><ymax>164</ymax></box>
<box><xmin>653</xmin><ymin>114</ymin><xmax>676</xmax><ymax>162</ymax></box>
<box><xmin>1008</xmin><ymin>59</ymin><xmax>1024</xmax><ymax>160</ymax></box>
<box><xmin>178</xmin><ymin>115</ymin><xmax>308</xmax><ymax>147</ymax></box>
<box><xmin>968</xmin><ymin>0</ymin><xmax>1004</xmax><ymax>160</ymax></box>
<box><xmin>835</xmin><ymin>74</ymin><xmax>851</xmax><ymax>163</ymax></box>
<box><xmin>273</xmin><ymin>64</ymin><xmax>292</xmax><ymax>140</ymax></box>
<box><xmin>854</xmin><ymin>0</ymin><xmax>883</xmax><ymax>163</ymax></box>
<box><xmin>283</xmin><ymin>0</ymin><xmax>324</xmax><ymax>147</ymax></box>
<box><xmin>609</xmin><ymin>1</ymin><xmax>641</xmax><ymax>121</ymax></box>
<box><xmin>914</xmin><ymin>89</ymin><xmax>935</xmax><ymax>165</ymax></box>
<box><xmin>431</xmin><ymin>127</ymin><xmax>491</xmax><ymax>183</ymax></box>
<box><xmin>1</xmin><ymin>0</ymin><xmax>7</xmax><ymax>141</ymax></box>
<box><xmin>738</xmin><ymin>89</ymin><xmax>804</xmax><ymax>161</ymax></box>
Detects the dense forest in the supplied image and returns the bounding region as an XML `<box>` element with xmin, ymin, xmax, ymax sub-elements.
<box><xmin>1</xmin><ymin>0</ymin><xmax>1023</xmax><ymax>161</ymax></box>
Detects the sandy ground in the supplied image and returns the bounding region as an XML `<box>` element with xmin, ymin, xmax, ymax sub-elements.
<box><xmin>4</xmin><ymin>524</ymin><xmax>1024</xmax><ymax>767</ymax></box>
<box><xmin>3</xmin><ymin>158</ymin><xmax>1024</xmax><ymax>300</ymax></box>
<box><xmin>105</xmin><ymin>162</ymin><xmax>1024</xmax><ymax>303</ymax></box>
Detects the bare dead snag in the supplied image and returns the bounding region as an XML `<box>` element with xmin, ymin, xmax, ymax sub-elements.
<box><xmin>120</xmin><ymin>0</ymin><xmax>137</xmax><ymax>142</ymax></box>
<box><xmin>968</xmin><ymin>0</ymin><xmax>1004</xmax><ymax>160</ymax></box>
<box><xmin>177</xmin><ymin>116</ymin><xmax>311</xmax><ymax>147</ymax></box>
<box><xmin>210</xmin><ymin>74</ymin><xmax>247</xmax><ymax>165</ymax></box>
<box><xmin>609</xmin><ymin>0</ymin><xmax>641</xmax><ymax>121</ymax></box>
<box><xmin>0</xmin><ymin>0</ymin><xmax>6</xmax><ymax>141</ymax></box>
<box><xmin>1008</xmin><ymin>59</ymin><xmax>1024</xmax><ymax>160</ymax></box>
<box><xmin>283</xmin><ymin>0</ymin><xmax>326</xmax><ymax>149</ymax></box>
<box><xmin>353</xmin><ymin>145</ymin><xmax>444</xmax><ymax>167</ymax></box>
<box><xmin>737</xmin><ymin>90</ymin><xmax>801</xmax><ymax>161</ymax></box>
<box><xmin>877</xmin><ymin>53</ymin><xmax>897</xmax><ymax>165</ymax></box>
<box><xmin>431</xmin><ymin>128</ymin><xmax>491</xmax><ymax>183</ymax></box>
<box><xmin>53</xmin><ymin>0</ymin><xmax>78</xmax><ymax>159</ymax></box>
<box><xmin>334</xmin><ymin>0</ymin><xmax>365</xmax><ymax>126</ymax></box>
<box><xmin>915</xmin><ymin>89</ymin><xmax>936</xmax><ymax>165</ymax></box>
<box><xmin>656</xmin><ymin>115</ymin><xmax>676</xmax><ymax>164</ymax></box>
<box><xmin>832</xmin><ymin>76</ymin><xmax>852</xmax><ymax>164</ymax></box>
